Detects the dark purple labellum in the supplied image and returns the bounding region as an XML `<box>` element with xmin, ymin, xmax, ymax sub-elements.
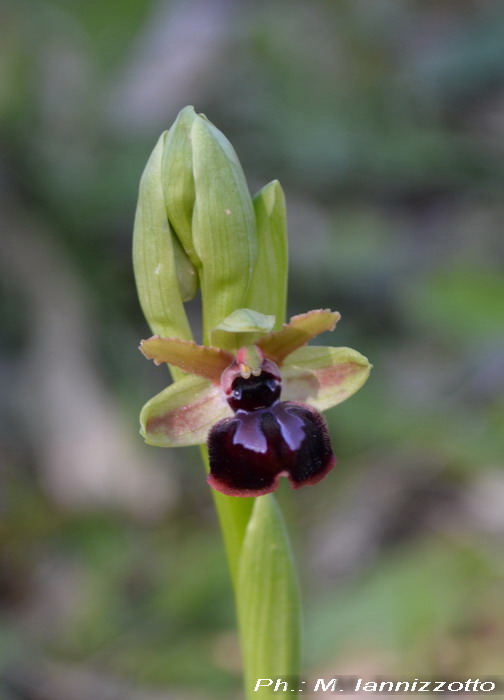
<box><xmin>207</xmin><ymin>356</ymin><xmax>335</xmax><ymax>497</ymax></box>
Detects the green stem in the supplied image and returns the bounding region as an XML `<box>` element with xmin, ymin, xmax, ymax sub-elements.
<box><xmin>200</xmin><ymin>446</ymin><xmax>302</xmax><ymax>699</ymax></box>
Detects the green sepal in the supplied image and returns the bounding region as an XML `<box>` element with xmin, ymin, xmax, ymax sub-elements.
<box><xmin>282</xmin><ymin>345</ymin><xmax>372</xmax><ymax>411</ymax></box>
<box><xmin>215</xmin><ymin>308</ymin><xmax>276</xmax><ymax>334</ymax></box>
<box><xmin>140</xmin><ymin>374</ymin><xmax>232</xmax><ymax>447</ymax></box>
<box><xmin>133</xmin><ymin>132</ymin><xmax>193</xmax><ymax>341</ymax></box>
<box><xmin>247</xmin><ymin>180</ymin><xmax>288</xmax><ymax>329</ymax></box>
<box><xmin>237</xmin><ymin>496</ymin><xmax>301</xmax><ymax>698</ymax></box>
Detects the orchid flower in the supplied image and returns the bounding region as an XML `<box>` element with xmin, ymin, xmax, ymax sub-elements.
<box><xmin>140</xmin><ymin>308</ymin><xmax>370</xmax><ymax>497</ymax></box>
<box><xmin>133</xmin><ymin>106</ymin><xmax>371</xmax><ymax>698</ymax></box>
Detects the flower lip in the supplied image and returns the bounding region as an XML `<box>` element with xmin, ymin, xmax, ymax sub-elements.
<box><xmin>207</xmin><ymin>401</ymin><xmax>336</xmax><ymax>497</ymax></box>
<box><xmin>207</xmin><ymin>348</ymin><xmax>336</xmax><ymax>496</ymax></box>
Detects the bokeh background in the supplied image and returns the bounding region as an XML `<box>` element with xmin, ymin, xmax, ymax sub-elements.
<box><xmin>1</xmin><ymin>1</ymin><xmax>504</xmax><ymax>698</ymax></box>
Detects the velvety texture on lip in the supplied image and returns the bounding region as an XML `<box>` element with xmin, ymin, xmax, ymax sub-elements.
<box><xmin>207</xmin><ymin>401</ymin><xmax>335</xmax><ymax>497</ymax></box>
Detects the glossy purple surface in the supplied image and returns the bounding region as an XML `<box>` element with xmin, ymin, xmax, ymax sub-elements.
<box><xmin>226</xmin><ymin>370</ymin><xmax>281</xmax><ymax>412</ymax></box>
<box><xmin>208</xmin><ymin>393</ymin><xmax>335</xmax><ymax>500</ymax></box>
<box><xmin>207</xmin><ymin>359</ymin><xmax>336</xmax><ymax>496</ymax></box>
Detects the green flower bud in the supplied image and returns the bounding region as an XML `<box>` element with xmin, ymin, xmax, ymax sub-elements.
<box><xmin>133</xmin><ymin>131</ymin><xmax>194</xmax><ymax>341</ymax></box>
<box><xmin>159</xmin><ymin>107</ymin><xmax>196</xmax><ymax>262</ymax></box>
<box><xmin>161</xmin><ymin>106</ymin><xmax>257</xmax><ymax>350</ymax></box>
<box><xmin>247</xmin><ymin>180</ymin><xmax>288</xmax><ymax>329</ymax></box>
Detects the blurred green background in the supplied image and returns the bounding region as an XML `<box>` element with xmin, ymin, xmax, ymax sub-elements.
<box><xmin>1</xmin><ymin>0</ymin><xmax>503</xmax><ymax>697</ymax></box>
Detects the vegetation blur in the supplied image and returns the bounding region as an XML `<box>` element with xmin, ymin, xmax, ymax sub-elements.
<box><xmin>1</xmin><ymin>0</ymin><xmax>503</xmax><ymax>697</ymax></box>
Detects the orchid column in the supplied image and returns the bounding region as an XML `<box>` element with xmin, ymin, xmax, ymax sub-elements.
<box><xmin>133</xmin><ymin>107</ymin><xmax>370</xmax><ymax>698</ymax></box>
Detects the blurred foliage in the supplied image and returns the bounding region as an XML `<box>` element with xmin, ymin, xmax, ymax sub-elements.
<box><xmin>1</xmin><ymin>0</ymin><xmax>503</xmax><ymax>698</ymax></box>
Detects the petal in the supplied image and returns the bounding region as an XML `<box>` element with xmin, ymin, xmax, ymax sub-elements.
<box><xmin>257</xmin><ymin>309</ymin><xmax>340</xmax><ymax>365</ymax></box>
<box><xmin>140</xmin><ymin>374</ymin><xmax>232</xmax><ymax>447</ymax></box>
<box><xmin>140</xmin><ymin>336</ymin><xmax>233</xmax><ymax>382</ymax></box>
<box><xmin>207</xmin><ymin>402</ymin><xmax>335</xmax><ymax>497</ymax></box>
<box><xmin>281</xmin><ymin>346</ymin><xmax>371</xmax><ymax>411</ymax></box>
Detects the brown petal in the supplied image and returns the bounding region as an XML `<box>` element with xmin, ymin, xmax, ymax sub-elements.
<box><xmin>257</xmin><ymin>309</ymin><xmax>340</xmax><ymax>365</ymax></box>
<box><xmin>140</xmin><ymin>336</ymin><xmax>233</xmax><ymax>382</ymax></box>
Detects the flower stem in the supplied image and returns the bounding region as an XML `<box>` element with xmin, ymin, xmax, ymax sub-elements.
<box><xmin>200</xmin><ymin>447</ymin><xmax>302</xmax><ymax>698</ymax></box>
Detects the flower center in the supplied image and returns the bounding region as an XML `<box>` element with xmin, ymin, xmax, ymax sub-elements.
<box><xmin>227</xmin><ymin>371</ymin><xmax>281</xmax><ymax>412</ymax></box>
